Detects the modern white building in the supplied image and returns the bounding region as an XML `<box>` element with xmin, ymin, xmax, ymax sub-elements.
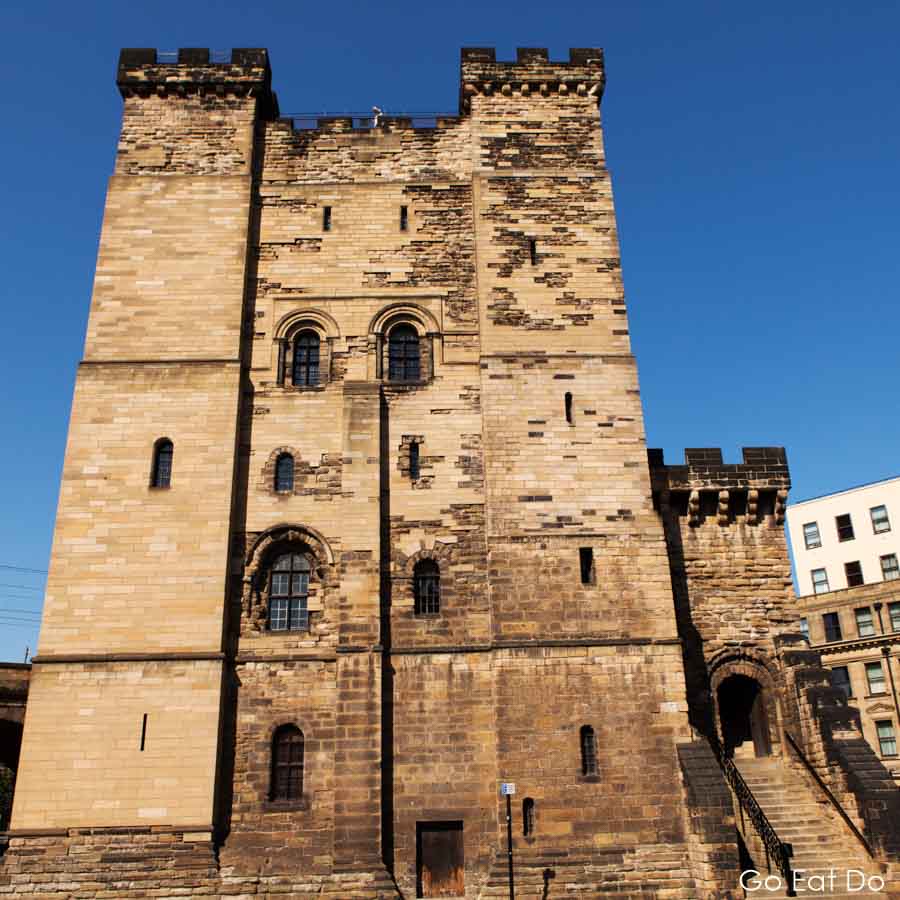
<box><xmin>787</xmin><ymin>475</ymin><xmax>900</xmax><ymax>596</ymax></box>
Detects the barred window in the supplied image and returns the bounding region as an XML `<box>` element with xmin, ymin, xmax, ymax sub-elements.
<box><xmin>275</xmin><ymin>454</ymin><xmax>295</xmax><ymax>492</ymax></box>
<box><xmin>269</xmin><ymin>552</ymin><xmax>309</xmax><ymax>632</ymax></box>
<box><xmin>388</xmin><ymin>324</ymin><xmax>420</xmax><ymax>382</ymax></box>
<box><xmin>293</xmin><ymin>331</ymin><xmax>321</xmax><ymax>387</ymax></box>
<box><xmin>413</xmin><ymin>559</ymin><xmax>440</xmax><ymax>615</ymax></box>
<box><xmin>580</xmin><ymin>725</ymin><xmax>598</xmax><ymax>776</ymax></box>
<box><xmin>271</xmin><ymin>725</ymin><xmax>304</xmax><ymax>800</ymax></box>
<box><xmin>151</xmin><ymin>439</ymin><xmax>173</xmax><ymax>488</ymax></box>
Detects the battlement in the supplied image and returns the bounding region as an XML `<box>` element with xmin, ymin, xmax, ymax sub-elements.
<box><xmin>460</xmin><ymin>47</ymin><xmax>605</xmax><ymax>109</ymax></box>
<box><xmin>649</xmin><ymin>447</ymin><xmax>790</xmax><ymax>525</ymax></box>
<box><xmin>117</xmin><ymin>48</ymin><xmax>277</xmax><ymax>115</ymax></box>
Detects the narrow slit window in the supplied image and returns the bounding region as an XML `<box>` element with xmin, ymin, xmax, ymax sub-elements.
<box><xmin>271</xmin><ymin>724</ymin><xmax>304</xmax><ymax>800</ymax></box>
<box><xmin>151</xmin><ymin>439</ymin><xmax>173</xmax><ymax>488</ymax></box>
<box><xmin>322</xmin><ymin>205</ymin><xmax>332</xmax><ymax>232</ymax></box>
<box><xmin>140</xmin><ymin>713</ymin><xmax>148</xmax><ymax>751</ymax></box>
<box><xmin>400</xmin><ymin>205</ymin><xmax>408</xmax><ymax>231</ymax></box>
<box><xmin>275</xmin><ymin>453</ymin><xmax>295</xmax><ymax>493</ymax></box>
<box><xmin>522</xmin><ymin>798</ymin><xmax>535</xmax><ymax>836</ymax></box>
<box><xmin>580</xmin><ymin>725</ymin><xmax>598</xmax><ymax>776</ymax></box>
<box><xmin>413</xmin><ymin>559</ymin><xmax>440</xmax><ymax>615</ymax></box>
<box><xmin>409</xmin><ymin>441</ymin><xmax>420</xmax><ymax>481</ymax></box>
<box><xmin>529</xmin><ymin>238</ymin><xmax>538</xmax><ymax>265</ymax></box>
<box><xmin>579</xmin><ymin>547</ymin><xmax>594</xmax><ymax>585</ymax></box>
<box><xmin>565</xmin><ymin>392</ymin><xmax>573</xmax><ymax>424</ymax></box>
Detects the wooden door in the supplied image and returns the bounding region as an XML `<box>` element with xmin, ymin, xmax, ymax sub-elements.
<box><xmin>417</xmin><ymin>821</ymin><xmax>464</xmax><ymax>897</ymax></box>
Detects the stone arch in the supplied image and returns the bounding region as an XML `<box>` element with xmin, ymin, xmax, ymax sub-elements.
<box><xmin>273</xmin><ymin>307</ymin><xmax>340</xmax><ymax>341</ymax></box>
<box><xmin>242</xmin><ymin>524</ymin><xmax>336</xmax><ymax>633</ymax></box>
<box><xmin>272</xmin><ymin>308</ymin><xmax>338</xmax><ymax>387</ymax></box>
<box><xmin>709</xmin><ymin>650</ymin><xmax>781</xmax><ymax>759</ymax></box>
<box><xmin>368</xmin><ymin>302</ymin><xmax>440</xmax><ymax>338</ymax></box>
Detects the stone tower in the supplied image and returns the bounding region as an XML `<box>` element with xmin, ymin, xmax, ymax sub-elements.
<box><xmin>2</xmin><ymin>46</ymin><xmax>898</xmax><ymax>900</ymax></box>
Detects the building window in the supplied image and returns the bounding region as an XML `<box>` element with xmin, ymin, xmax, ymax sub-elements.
<box><xmin>836</xmin><ymin>513</ymin><xmax>855</xmax><ymax>542</ymax></box>
<box><xmin>400</xmin><ymin>205</ymin><xmax>408</xmax><ymax>231</ymax></box>
<box><xmin>409</xmin><ymin>441</ymin><xmax>420</xmax><ymax>481</ymax></box>
<box><xmin>865</xmin><ymin>661</ymin><xmax>887</xmax><ymax>695</ymax></box>
<box><xmin>388</xmin><ymin>324</ymin><xmax>421</xmax><ymax>382</ymax></box>
<box><xmin>845</xmin><ymin>560</ymin><xmax>864</xmax><ymax>587</ymax></box>
<box><xmin>822</xmin><ymin>612</ymin><xmax>842</xmax><ymax>642</ymax></box>
<box><xmin>881</xmin><ymin>553</ymin><xmax>899</xmax><ymax>582</ymax></box>
<box><xmin>413</xmin><ymin>559</ymin><xmax>440</xmax><ymax>615</ymax></box>
<box><xmin>579</xmin><ymin>547</ymin><xmax>595</xmax><ymax>585</ymax></box>
<box><xmin>855</xmin><ymin>607</ymin><xmax>875</xmax><ymax>637</ymax></box>
<box><xmin>529</xmin><ymin>238</ymin><xmax>538</xmax><ymax>265</ymax></box>
<box><xmin>522</xmin><ymin>798</ymin><xmax>535</xmax><ymax>836</ymax></box>
<box><xmin>322</xmin><ymin>205</ymin><xmax>332</xmax><ymax>231</ymax></box>
<box><xmin>151</xmin><ymin>439</ymin><xmax>173</xmax><ymax>488</ymax></box>
<box><xmin>830</xmin><ymin>666</ymin><xmax>852</xmax><ymax>699</ymax></box>
<box><xmin>871</xmin><ymin>505</ymin><xmax>891</xmax><ymax>534</ymax></box>
<box><xmin>812</xmin><ymin>568</ymin><xmax>830</xmax><ymax>594</ymax></box>
<box><xmin>803</xmin><ymin>521</ymin><xmax>821</xmax><ymax>550</ymax></box>
<box><xmin>876</xmin><ymin>720</ymin><xmax>897</xmax><ymax>757</ymax></box>
<box><xmin>269</xmin><ymin>552</ymin><xmax>309</xmax><ymax>631</ymax></box>
<box><xmin>271</xmin><ymin>725</ymin><xmax>304</xmax><ymax>800</ymax></box>
<box><xmin>292</xmin><ymin>331</ymin><xmax>321</xmax><ymax>387</ymax></box>
<box><xmin>275</xmin><ymin>453</ymin><xmax>295</xmax><ymax>492</ymax></box>
<box><xmin>889</xmin><ymin>602</ymin><xmax>900</xmax><ymax>633</ymax></box>
<box><xmin>799</xmin><ymin>617</ymin><xmax>809</xmax><ymax>640</ymax></box>
<box><xmin>580</xmin><ymin>725</ymin><xmax>598</xmax><ymax>776</ymax></box>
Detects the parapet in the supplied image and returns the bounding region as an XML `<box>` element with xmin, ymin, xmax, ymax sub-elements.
<box><xmin>649</xmin><ymin>447</ymin><xmax>790</xmax><ymax>526</ymax></box>
<box><xmin>117</xmin><ymin>48</ymin><xmax>278</xmax><ymax>117</ymax></box>
<box><xmin>460</xmin><ymin>47</ymin><xmax>605</xmax><ymax>110</ymax></box>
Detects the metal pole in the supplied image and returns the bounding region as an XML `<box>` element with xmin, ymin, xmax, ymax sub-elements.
<box><xmin>506</xmin><ymin>792</ymin><xmax>515</xmax><ymax>900</ymax></box>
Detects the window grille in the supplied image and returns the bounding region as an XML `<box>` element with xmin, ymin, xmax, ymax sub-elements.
<box><xmin>413</xmin><ymin>559</ymin><xmax>440</xmax><ymax>615</ymax></box>
<box><xmin>271</xmin><ymin>725</ymin><xmax>304</xmax><ymax>800</ymax></box>
<box><xmin>275</xmin><ymin>454</ymin><xmax>295</xmax><ymax>492</ymax></box>
<box><xmin>292</xmin><ymin>331</ymin><xmax>321</xmax><ymax>386</ymax></box>
<box><xmin>388</xmin><ymin>324</ymin><xmax>421</xmax><ymax>382</ymax></box>
<box><xmin>580</xmin><ymin>725</ymin><xmax>598</xmax><ymax>776</ymax></box>
<box><xmin>269</xmin><ymin>552</ymin><xmax>310</xmax><ymax>631</ymax></box>
<box><xmin>152</xmin><ymin>439</ymin><xmax>173</xmax><ymax>488</ymax></box>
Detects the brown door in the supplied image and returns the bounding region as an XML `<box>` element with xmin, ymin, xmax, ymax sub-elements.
<box><xmin>417</xmin><ymin>821</ymin><xmax>464</xmax><ymax>897</ymax></box>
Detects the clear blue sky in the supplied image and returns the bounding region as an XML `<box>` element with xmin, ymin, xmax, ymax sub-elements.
<box><xmin>1</xmin><ymin>1</ymin><xmax>898</xmax><ymax>661</ymax></box>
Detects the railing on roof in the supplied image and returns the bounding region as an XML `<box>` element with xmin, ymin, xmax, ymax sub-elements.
<box><xmin>281</xmin><ymin>111</ymin><xmax>460</xmax><ymax>131</ymax></box>
<box><xmin>154</xmin><ymin>49</ymin><xmax>234</xmax><ymax>64</ymax></box>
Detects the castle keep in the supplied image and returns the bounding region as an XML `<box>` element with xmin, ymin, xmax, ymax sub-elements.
<box><xmin>1</xmin><ymin>47</ymin><xmax>897</xmax><ymax>898</ymax></box>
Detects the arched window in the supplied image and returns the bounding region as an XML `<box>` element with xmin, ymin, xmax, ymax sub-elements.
<box><xmin>292</xmin><ymin>330</ymin><xmax>321</xmax><ymax>387</ymax></box>
<box><xmin>523</xmin><ymin>798</ymin><xmax>535</xmax><ymax>836</ymax></box>
<box><xmin>275</xmin><ymin>454</ymin><xmax>295</xmax><ymax>492</ymax></box>
<box><xmin>151</xmin><ymin>439</ymin><xmax>173</xmax><ymax>488</ymax></box>
<box><xmin>271</xmin><ymin>724</ymin><xmax>304</xmax><ymax>801</ymax></box>
<box><xmin>388</xmin><ymin>324</ymin><xmax>420</xmax><ymax>382</ymax></box>
<box><xmin>409</xmin><ymin>441</ymin><xmax>420</xmax><ymax>481</ymax></box>
<box><xmin>269</xmin><ymin>552</ymin><xmax>310</xmax><ymax>631</ymax></box>
<box><xmin>580</xmin><ymin>725</ymin><xmax>598</xmax><ymax>776</ymax></box>
<box><xmin>413</xmin><ymin>559</ymin><xmax>440</xmax><ymax>615</ymax></box>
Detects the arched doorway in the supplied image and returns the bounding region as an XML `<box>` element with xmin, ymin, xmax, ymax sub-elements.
<box><xmin>0</xmin><ymin>718</ymin><xmax>23</xmax><ymax>830</ymax></box>
<box><xmin>717</xmin><ymin>674</ymin><xmax>771</xmax><ymax>758</ymax></box>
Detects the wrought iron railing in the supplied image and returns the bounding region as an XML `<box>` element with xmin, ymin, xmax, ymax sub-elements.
<box><xmin>707</xmin><ymin>734</ymin><xmax>795</xmax><ymax>896</ymax></box>
<box><xmin>784</xmin><ymin>730</ymin><xmax>874</xmax><ymax>858</ymax></box>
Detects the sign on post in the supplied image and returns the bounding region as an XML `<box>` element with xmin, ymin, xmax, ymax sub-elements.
<box><xmin>500</xmin><ymin>782</ymin><xmax>516</xmax><ymax>795</ymax></box>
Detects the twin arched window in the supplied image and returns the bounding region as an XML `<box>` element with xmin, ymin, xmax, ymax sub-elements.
<box><xmin>292</xmin><ymin>330</ymin><xmax>320</xmax><ymax>387</ymax></box>
<box><xmin>151</xmin><ymin>439</ymin><xmax>173</xmax><ymax>488</ymax></box>
<box><xmin>269</xmin><ymin>552</ymin><xmax>310</xmax><ymax>631</ymax></box>
<box><xmin>275</xmin><ymin>453</ymin><xmax>295</xmax><ymax>492</ymax></box>
<box><xmin>388</xmin><ymin>324</ymin><xmax>420</xmax><ymax>382</ymax></box>
<box><xmin>413</xmin><ymin>559</ymin><xmax>441</xmax><ymax>615</ymax></box>
<box><xmin>271</xmin><ymin>724</ymin><xmax>304</xmax><ymax>800</ymax></box>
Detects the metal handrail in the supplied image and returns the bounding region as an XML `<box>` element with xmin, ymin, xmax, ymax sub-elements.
<box><xmin>707</xmin><ymin>734</ymin><xmax>795</xmax><ymax>896</ymax></box>
<box><xmin>281</xmin><ymin>111</ymin><xmax>460</xmax><ymax>131</ymax></box>
<box><xmin>783</xmin><ymin>730</ymin><xmax>874</xmax><ymax>858</ymax></box>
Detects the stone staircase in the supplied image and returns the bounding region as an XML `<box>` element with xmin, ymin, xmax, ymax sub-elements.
<box><xmin>735</xmin><ymin>755</ymin><xmax>889</xmax><ymax>899</ymax></box>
